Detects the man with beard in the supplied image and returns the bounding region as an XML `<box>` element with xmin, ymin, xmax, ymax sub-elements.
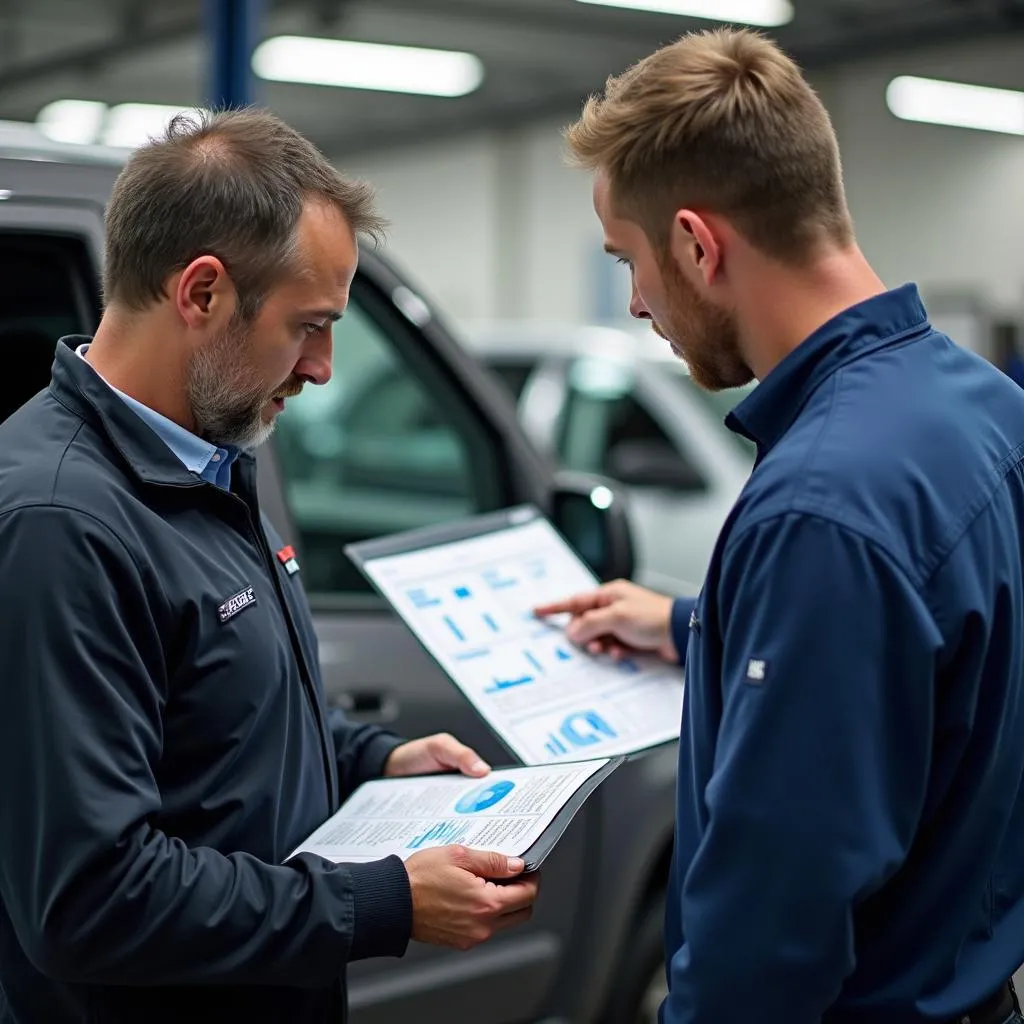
<box><xmin>0</xmin><ymin>109</ymin><xmax>538</xmax><ymax>1024</ymax></box>
<box><xmin>537</xmin><ymin>27</ymin><xmax>1024</xmax><ymax>1024</ymax></box>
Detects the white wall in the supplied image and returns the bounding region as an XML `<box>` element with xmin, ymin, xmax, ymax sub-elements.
<box><xmin>337</xmin><ymin>36</ymin><xmax>1024</xmax><ymax>332</ymax></box>
<box><xmin>829</xmin><ymin>38</ymin><xmax>1024</xmax><ymax>314</ymax></box>
<box><xmin>339</xmin><ymin>135</ymin><xmax>502</xmax><ymax>322</ymax></box>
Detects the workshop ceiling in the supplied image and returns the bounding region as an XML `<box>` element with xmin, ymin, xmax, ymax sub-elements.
<box><xmin>1</xmin><ymin>0</ymin><xmax>1023</xmax><ymax>157</ymax></box>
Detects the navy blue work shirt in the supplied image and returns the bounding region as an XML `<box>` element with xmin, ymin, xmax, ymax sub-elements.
<box><xmin>663</xmin><ymin>284</ymin><xmax>1024</xmax><ymax>1023</ymax></box>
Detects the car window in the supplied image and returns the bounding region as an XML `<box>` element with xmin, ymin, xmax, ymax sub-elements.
<box><xmin>0</xmin><ymin>232</ymin><xmax>98</xmax><ymax>423</ymax></box>
<box><xmin>558</xmin><ymin>356</ymin><xmax>705</xmax><ymax>490</ymax></box>
<box><xmin>274</xmin><ymin>284</ymin><xmax>502</xmax><ymax>595</ymax></box>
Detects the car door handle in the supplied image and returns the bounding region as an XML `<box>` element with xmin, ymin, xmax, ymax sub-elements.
<box><xmin>330</xmin><ymin>689</ymin><xmax>400</xmax><ymax>723</ymax></box>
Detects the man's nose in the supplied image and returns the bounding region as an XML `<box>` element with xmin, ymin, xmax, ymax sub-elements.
<box><xmin>298</xmin><ymin>328</ymin><xmax>333</xmax><ymax>386</ymax></box>
<box><xmin>629</xmin><ymin>281</ymin><xmax>651</xmax><ymax>321</ymax></box>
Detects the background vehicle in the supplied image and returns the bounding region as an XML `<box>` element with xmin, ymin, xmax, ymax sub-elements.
<box><xmin>0</xmin><ymin>123</ymin><xmax>680</xmax><ymax>1024</ymax></box>
<box><xmin>463</xmin><ymin>322</ymin><xmax>756</xmax><ymax>595</ymax></box>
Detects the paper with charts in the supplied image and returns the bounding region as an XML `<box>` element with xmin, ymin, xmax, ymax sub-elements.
<box><xmin>289</xmin><ymin>760</ymin><xmax>608</xmax><ymax>864</ymax></box>
<box><xmin>360</xmin><ymin>516</ymin><xmax>683</xmax><ymax>765</ymax></box>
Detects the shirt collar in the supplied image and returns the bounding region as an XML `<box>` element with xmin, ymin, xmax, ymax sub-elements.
<box><xmin>726</xmin><ymin>283</ymin><xmax>930</xmax><ymax>456</ymax></box>
<box><xmin>70</xmin><ymin>340</ymin><xmax>239</xmax><ymax>489</ymax></box>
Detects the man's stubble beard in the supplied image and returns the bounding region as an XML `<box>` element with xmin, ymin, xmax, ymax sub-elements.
<box><xmin>654</xmin><ymin>256</ymin><xmax>754</xmax><ymax>393</ymax></box>
<box><xmin>186</xmin><ymin>313</ymin><xmax>300</xmax><ymax>451</ymax></box>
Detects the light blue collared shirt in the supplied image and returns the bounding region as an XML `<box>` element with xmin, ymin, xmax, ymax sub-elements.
<box><xmin>76</xmin><ymin>344</ymin><xmax>238</xmax><ymax>490</ymax></box>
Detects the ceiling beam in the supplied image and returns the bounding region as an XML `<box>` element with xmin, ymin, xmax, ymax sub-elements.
<box><xmin>0</xmin><ymin>16</ymin><xmax>198</xmax><ymax>92</ymax></box>
<box><xmin>0</xmin><ymin>0</ymin><xmax>297</xmax><ymax>94</ymax></box>
<box><xmin>361</xmin><ymin>0</ymin><xmax>696</xmax><ymax>46</ymax></box>
<box><xmin>793</xmin><ymin>9</ymin><xmax>1018</xmax><ymax>68</ymax></box>
<box><xmin>329</xmin><ymin>14</ymin><xmax>1024</xmax><ymax>159</ymax></box>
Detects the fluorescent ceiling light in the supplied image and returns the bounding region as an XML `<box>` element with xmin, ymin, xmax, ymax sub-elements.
<box><xmin>886</xmin><ymin>75</ymin><xmax>1024</xmax><ymax>136</ymax></box>
<box><xmin>252</xmin><ymin>36</ymin><xmax>484</xmax><ymax>97</ymax></box>
<box><xmin>37</xmin><ymin>99</ymin><xmax>106</xmax><ymax>145</ymax></box>
<box><xmin>575</xmin><ymin>0</ymin><xmax>794</xmax><ymax>27</ymax></box>
<box><xmin>36</xmin><ymin>101</ymin><xmax>203</xmax><ymax>148</ymax></box>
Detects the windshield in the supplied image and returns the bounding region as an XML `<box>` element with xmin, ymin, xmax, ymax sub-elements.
<box><xmin>663</xmin><ymin>367</ymin><xmax>758</xmax><ymax>460</ymax></box>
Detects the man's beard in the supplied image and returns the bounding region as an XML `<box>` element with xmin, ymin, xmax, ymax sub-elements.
<box><xmin>186</xmin><ymin>314</ymin><xmax>302</xmax><ymax>451</ymax></box>
<box><xmin>653</xmin><ymin>257</ymin><xmax>753</xmax><ymax>392</ymax></box>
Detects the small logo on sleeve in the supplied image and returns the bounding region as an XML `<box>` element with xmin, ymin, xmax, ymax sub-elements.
<box><xmin>276</xmin><ymin>545</ymin><xmax>300</xmax><ymax>576</ymax></box>
<box><xmin>218</xmin><ymin>586</ymin><xmax>257</xmax><ymax>623</ymax></box>
<box><xmin>746</xmin><ymin>659</ymin><xmax>767</xmax><ymax>684</ymax></box>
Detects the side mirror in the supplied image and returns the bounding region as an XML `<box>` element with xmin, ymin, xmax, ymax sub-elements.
<box><xmin>606</xmin><ymin>439</ymin><xmax>705</xmax><ymax>493</ymax></box>
<box><xmin>547</xmin><ymin>470</ymin><xmax>636</xmax><ymax>582</ymax></box>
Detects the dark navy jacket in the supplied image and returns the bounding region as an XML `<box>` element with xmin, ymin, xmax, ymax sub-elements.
<box><xmin>663</xmin><ymin>285</ymin><xmax>1024</xmax><ymax>1023</ymax></box>
<box><xmin>0</xmin><ymin>341</ymin><xmax>412</xmax><ymax>1024</ymax></box>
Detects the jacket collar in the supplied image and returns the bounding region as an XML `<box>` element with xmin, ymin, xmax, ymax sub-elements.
<box><xmin>50</xmin><ymin>336</ymin><xmax>254</xmax><ymax>489</ymax></box>
<box><xmin>727</xmin><ymin>283</ymin><xmax>930</xmax><ymax>456</ymax></box>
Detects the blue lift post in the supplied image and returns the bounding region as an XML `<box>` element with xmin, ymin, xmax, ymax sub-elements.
<box><xmin>206</xmin><ymin>0</ymin><xmax>265</xmax><ymax>110</ymax></box>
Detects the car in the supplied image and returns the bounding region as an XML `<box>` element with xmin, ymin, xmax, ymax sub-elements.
<box><xmin>461</xmin><ymin>321</ymin><xmax>756</xmax><ymax>596</ymax></box>
<box><xmin>0</xmin><ymin>121</ymin><xmax>680</xmax><ymax>1024</ymax></box>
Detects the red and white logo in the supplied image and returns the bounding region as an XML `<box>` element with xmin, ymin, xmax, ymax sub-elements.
<box><xmin>276</xmin><ymin>545</ymin><xmax>300</xmax><ymax>576</ymax></box>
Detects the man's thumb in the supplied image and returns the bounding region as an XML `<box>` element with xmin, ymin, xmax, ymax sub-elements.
<box><xmin>463</xmin><ymin>848</ymin><xmax>525</xmax><ymax>879</ymax></box>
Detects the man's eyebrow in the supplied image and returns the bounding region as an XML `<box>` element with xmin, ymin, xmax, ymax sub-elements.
<box><xmin>303</xmin><ymin>309</ymin><xmax>344</xmax><ymax>322</ymax></box>
<box><xmin>603</xmin><ymin>243</ymin><xmax>625</xmax><ymax>257</ymax></box>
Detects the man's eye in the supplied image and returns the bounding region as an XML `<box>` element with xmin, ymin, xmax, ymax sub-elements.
<box><xmin>616</xmin><ymin>257</ymin><xmax>631</xmax><ymax>268</ymax></box>
<box><xmin>303</xmin><ymin>322</ymin><xmax>324</xmax><ymax>336</ymax></box>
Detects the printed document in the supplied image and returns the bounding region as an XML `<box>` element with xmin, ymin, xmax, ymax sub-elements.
<box><xmin>289</xmin><ymin>760</ymin><xmax>609</xmax><ymax>864</ymax></box>
<box><xmin>359</xmin><ymin>516</ymin><xmax>683</xmax><ymax>765</ymax></box>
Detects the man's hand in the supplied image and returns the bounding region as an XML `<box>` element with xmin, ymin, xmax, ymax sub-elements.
<box><xmin>383</xmin><ymin>733</ymin><xmax>490</xmax><ymax>779</ymax></box>
<box><xmin>535</xmin><ymin>578</ymin><xmax>678</xmax><ymax>663</ymax></box>
<box><xmin>405</xmin><ymin>846</ymin><xmax>540</xmax><ymax>950</ymax></box>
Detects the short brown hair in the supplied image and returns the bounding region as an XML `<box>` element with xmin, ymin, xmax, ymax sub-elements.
<box><xmin>565</xmin><ymin>28</ymin><xmax>852</xmax><ymax>263</ymax></box>
<box><xmin>103</xmin><ymin>107</ymin><xmax>387</xmax><ymax>319</ymax></box>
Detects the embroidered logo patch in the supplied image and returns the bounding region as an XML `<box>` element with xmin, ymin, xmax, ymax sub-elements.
<box><xmin>276</xmin><ymin>545</ymin><xmax>300</xmax><ymax>576</ymax></box>
<box><xmin>746</xmin><ymin>659</ymin><xmax>767</xmax><ymax>684</ymax></box>
<box><xmin>218</xmin><ymin>586</ymin><xmax>257</xmax><ymax>623</ymax></box>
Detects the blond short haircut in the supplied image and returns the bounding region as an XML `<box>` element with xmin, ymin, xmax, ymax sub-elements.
<box><xmin>565</xmin><ymin>28</ymin><xmax>853</xmax><ymax>264</ymax></box>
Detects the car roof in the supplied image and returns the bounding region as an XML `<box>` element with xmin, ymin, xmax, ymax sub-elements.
<box><xmin>459</xmin><ymin>319</ymin><xmax>686</xmax><ymax>370</ymax></box>
<box><xmin>0</xmin><ymin>119</ymin><xmax>129</xmax><ymax>167</ymax></box>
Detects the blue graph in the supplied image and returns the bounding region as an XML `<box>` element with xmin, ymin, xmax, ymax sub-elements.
<box><xmin>485</xmin><ymin>675</ymin><xmax>535</xmax><ymax>694</ymax></box>
<box><xmin>443</xmin><ymin>615</ymin><xmax>466</xmax><ymax>642</ymax></box>
<box><xmin>455</xmin><ymin>780</ymin><xmax>516</xmax><ymax>814</ymax></box>
<box><xmin>555</xmin><ymin>646</ymin><xmax>573</xmax><ymax>662</ymax></box>
<box><xmin>524</xmin><ymin>649</ymin><xmax>544</xmax><ymax>674</ymax></box>
<box><xmin>407</xmin><ymin>820</ymin><xmax>471</xmax><ymax>850</ymax></box>
<box><xmin>407</xmin><ymin>587</ymin><xmax>441</xmax><ymax>609</ymax></box>
<box><xmin>454</xmin><ymin>586</ymin><xmax>472</xmax><ymax>599</ymax></box>
<box><xmin>483</xmin><ymin>613</ymin><xmax>500</xmax><ymax>633</ymax></box>
<box><xmin>545</xmin><ymin>734</ymin><xmax>569</xmax><ymax>757</ymax></box>
<box><xmin>453</xmin><ymin>647</ymin><xmax>490</xmax><ymax>662</ymax></box>
<box><xmin>560</xmin><ymin>710</ymin><xmax>618</xmax><ymax>749</ymax></box>
<box><xmin>482</xmin><ymin>568</ymin><xmax>517</xmax><ymax>590</ymax></box>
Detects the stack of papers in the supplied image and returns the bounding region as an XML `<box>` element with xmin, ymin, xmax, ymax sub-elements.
<box><xmin>292</xmin><ymin>505</ymin><xmax>684</xmax><ymax>868</ymax></box>
<box><xmin>289</xmin><ymin>759</ymin><xmax>616</xmax><ymax>870</ymax></box>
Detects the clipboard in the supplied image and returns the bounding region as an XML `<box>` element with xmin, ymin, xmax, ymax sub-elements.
<box><xmin>345</xmin><ymin>505</ymin><xmax>683</xmax><ymax>767</ymax></box>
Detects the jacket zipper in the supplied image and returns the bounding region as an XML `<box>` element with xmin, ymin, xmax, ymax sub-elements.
<box><xmin>243</xmin><ymin>511</ymin><xmax>339</xmax><ymax>811</ymax></box>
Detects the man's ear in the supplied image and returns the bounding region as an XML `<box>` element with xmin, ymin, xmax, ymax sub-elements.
<box><xmin>174</xmin><ymin>255</ymin><xmax>234</xmax><ymax>329</ymax></box>
<box><xmin>671</xmin><ymin>209</ymin><xmax>721</xmax><ymax>287</ymax></box>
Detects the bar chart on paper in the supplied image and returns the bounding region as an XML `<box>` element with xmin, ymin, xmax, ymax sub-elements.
<box><xmin>407</xmin><ymin>820</ymin><xmax>471</xmax><ymax>850</ymax></box>
<box><xmin>362</xmin><ymin>516</ymin><xmax>684</xmax><ymax>765</ymax></box>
